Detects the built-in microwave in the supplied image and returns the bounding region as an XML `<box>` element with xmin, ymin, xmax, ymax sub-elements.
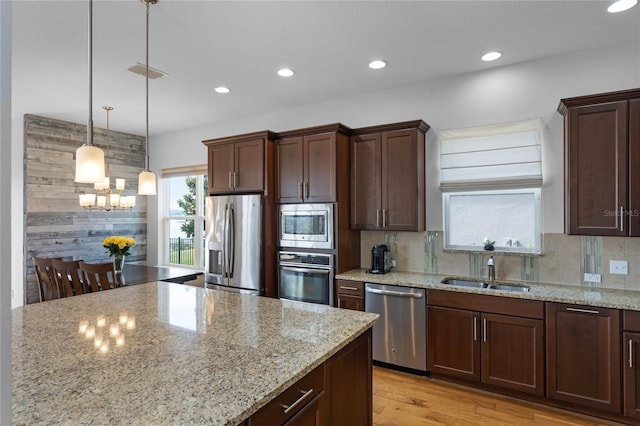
<box><xmin>279</xmin><ymin>203</ymin><xmax>334</xmax><ymax>249</ymax></box>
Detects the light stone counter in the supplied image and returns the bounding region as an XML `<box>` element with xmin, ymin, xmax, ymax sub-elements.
<box><xmin>12</xmin><ymin>282</ymin><xmax>378</xmax><ymax>425</ymax></box>
<box><xmin>336</xmin><ymin>268</ymin><xmax>640</xmax><ymax>311</ymax></box>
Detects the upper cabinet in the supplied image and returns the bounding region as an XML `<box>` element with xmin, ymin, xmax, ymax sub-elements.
<box><xmin>559</xmin><ymin>88</ymin><xmax>640</xmax><ymax>236</ymax></box>
<box><xmin>351</xmin><ymin>120</ymin><xmax>429</xmax><ymax>231</ymax></box>
<box><xmin>275</xmin><ymin>124</ymin><xmax>351</xmax><ymax>204</ymax></box>
<box><xmin>203</xmin><ymin>131</ymin><xmax>275</xmax><ymax>195</ymax></box>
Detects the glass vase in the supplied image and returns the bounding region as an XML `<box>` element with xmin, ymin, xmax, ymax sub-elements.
<box><xmin>113</xmin><ymin>254</ymin><xmax>125</xmax><ymax>274</ymax></box>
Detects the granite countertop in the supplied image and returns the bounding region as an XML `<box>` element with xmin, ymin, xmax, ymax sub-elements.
<box><xmin>336</xmin><ymin>268</ymin><xmax>640</xmax><ymax>311</ymax></box>
<box><xmin>12</xmin><ymin>282</ymin><xmax>378</xmax><ymax>425</ymax></box>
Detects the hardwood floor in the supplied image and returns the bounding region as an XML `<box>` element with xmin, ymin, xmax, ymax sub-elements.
<box><xmin>372</xmin><ymin>366</ymin><xmax>622</xmax><ymax>426</ymax></box>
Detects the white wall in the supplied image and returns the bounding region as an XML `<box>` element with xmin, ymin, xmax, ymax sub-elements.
<box><xmin>148</xmin><ymin>42</ymin><xmax>639</xmax><ymax>263</ymax></box>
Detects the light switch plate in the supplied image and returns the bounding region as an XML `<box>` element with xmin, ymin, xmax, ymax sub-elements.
<box><xmin>584</xmin><ymin>273</ymin><xmax>601</xmax><ymax>283</ymax></box>
<box><xmin>610</xmin><ymin>260</ymin><xmax>628</xmax><ymax>275</ymax></box>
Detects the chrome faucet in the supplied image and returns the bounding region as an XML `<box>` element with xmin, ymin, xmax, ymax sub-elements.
<box><xmin>487</xmin><ymin>255</ymin><xmax>496</xmax><ymax>282</ymax></box>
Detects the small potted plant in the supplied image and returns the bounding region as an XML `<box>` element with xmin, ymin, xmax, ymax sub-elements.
<box><xmin>483</xmin><ymin>238</ymin><xmax>495</xmax><ymax>251</ymax></box>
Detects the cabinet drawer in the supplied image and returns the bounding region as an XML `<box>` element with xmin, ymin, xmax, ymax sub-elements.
<box><xmin>428</xmin><ymin>289</ymin><xmax>544</xmax><ymax>319</ymax></box>
<box><xmin>336</xmin><ymin>280</ymin><xmax>363</xmax><ymax>296</ymax></box>
<box><xmin>250</xmin><ymin>363</ymin><xmax>325</xmax><ymax>425</ymax></box>
<box><xmin>624</xmin><ymin>310</ymin><xmax>640</xmax><ymax>331</ymax></box>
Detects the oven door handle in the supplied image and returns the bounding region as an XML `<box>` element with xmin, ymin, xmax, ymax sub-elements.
<box><xmin>280</xmin><ymin>266</ymin><xmax>331</xmax><ymax>275</ymax></box>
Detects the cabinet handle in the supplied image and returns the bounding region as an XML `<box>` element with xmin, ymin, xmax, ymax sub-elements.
<box><xmin>621</xmin><ymin>205</ymin><xmax>625</xmax><ymax>232</ymax></box>
<box><xmin>304</xmin><ymin>181</ymin><xmax>309</xmax><ymax>200</ymax></box>
<box><xmin>630</xmin><ymin>339</ymin><xmax>634</xmax><ymax>369</ymax></box>
<box><xmin>340</xmin><ymin>286</ymin><xmax>359</xmax><ymax>291</ymax></box>
<box><xmin>228</xmin><ymin>172</ymin><xmax>233</xmax><ymax>189</ymax></box>
<box><xmin>566</xmin><ymin>307</ymin><xmax>600</xmax><ymax>315</ymax></box>
<box><xmin>282</xmin><ymin>388</ymin><xmax>314</xmax><ymax>414</ymax></box>
<box><xmin>233</xmin><ymin>172</ymin><xmax>237</xmax><ymax>188</ymax></box>
<box><xmin>382</xmin><ymin>209</ymin><xmax>387</xmax><ymax>228</ymax></box>
<box><xmin>483</xmin><ymin>318</ymin><xmax>487</xmax><ymax>343</ymax></box>
<box><xmin>297</xmin><ymin>182</ymin><xmax>302</xmax><ymax>200</ymax></box>
<box><xmin>376</xmin><ymin>209</ymin><xmax>380</xmax><ymax>228</ymax></box>
<box><xmin>473</xmin><ymin>317</ymin><xmax>477</xmax><ymax>341</ymax></box>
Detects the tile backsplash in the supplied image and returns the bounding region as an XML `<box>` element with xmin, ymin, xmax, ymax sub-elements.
<box><xmin>360</xmin><ymin>231</ymin><xmax>640</xmax><ymax>291</ymax></box>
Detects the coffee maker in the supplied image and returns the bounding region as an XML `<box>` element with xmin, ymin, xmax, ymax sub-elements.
<box><xmin>369</xmin><ymin>245</ymin><xmax>391</xmax><ymax>274</ymax></box>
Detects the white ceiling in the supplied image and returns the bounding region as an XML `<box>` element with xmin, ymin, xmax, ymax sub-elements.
<box><xmin>11</xmin><ymin>0</ymin><xmax>640</xmax><ymax>137</ymax></box>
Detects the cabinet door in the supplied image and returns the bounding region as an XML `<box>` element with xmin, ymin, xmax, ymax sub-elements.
<box><xmin>481</xmin><ymin>313</ymin><xmax>544</xmax><ymax>396</ymax></box>
<box><xmin>234</xmin><ymin>139</ymin><xmax>264</xmax><ymax>192</ymax></box>
<box><xmin>276</xmin><ymin>137</ymin><xmax>304</xmax><ymax>203</ymax></box>
<box><xmin>350</xmin><ymin>133</ymin><xmax>381</xmax><ymax>230</ymax></box>
<box><xmin>304</xmin><ymin>133</ymin><xmax>336</xmax><ymax>203</ymax></box>
<box><xmin>208</xmin><ymin>142</ymin><xmax>234</xmax><ymax>194</ymax></box>
<box><xmin>283</xmin><ymin>392</ymin><xmax>325</xmax><ymax>426</ymax></box>
<box><xmin>629</xmin><ymin>99</ymin><xmax>640</xmax><ymax>236</ymax></box>
<box><xmin>624</xmin><ymin>332</ymin><xmax>640</xmax><ymax>419</ymax></box>
<box><xmin>381</xmin><ymin>129</ymin><xmax>423</xmax><ymax>231</ymax></box>
<box><xmin>566</xmin><ymin>101</ymin><xmax>628</xmax><ymax>235</ymax></box>
<box><xmin>336</xmin><ymin>294</ymin><xmax>364</xmax><ymax>312</ymax></box>
<box><xmin>546</xmin><ymin>303</ymin><xmax>621</xmax><ymax>413</ymax></box>
<box><xmin>427</xmin><ymin>306</ymin><xmax>481</xmax><ymax>382</ymax></box>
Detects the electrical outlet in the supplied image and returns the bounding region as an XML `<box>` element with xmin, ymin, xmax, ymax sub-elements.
<box><xmin>391</xmin><ymin>259</ymin><xmax>397</xmax><ymax>268</ymax></box>
<box><xmin>610</xmin><ymin>260</ymin><xmax>628</xmax><ymax>275</ymax></box>
<box><xmin>584</xmin><ymin>273</ymin><xmax>601</xmax><ymax>283</ymax></box>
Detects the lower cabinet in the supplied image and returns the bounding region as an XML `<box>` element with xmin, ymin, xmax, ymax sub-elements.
<box><xmin>247</xmin><ymin>329</ymin><xmax>372</xmax><ymax>426</ymax></box>
<box><xmin>427</xmin><ymin>290</ymin><xmax>545</xmax><ymax>396</ymax></box>
<box><xmin>546</xmin><ymin>302</ymin><xmax>621</xmax><ymax>414</ymax></box>
<box><xmin>335</xmin><ymin>279</ymin><xmax>364</xmax><ymax>311</ymax></box>
<box><xmin>623</xmin><ymin>310</ymin><xmax>640</xmax><ymax>419</ymax></box>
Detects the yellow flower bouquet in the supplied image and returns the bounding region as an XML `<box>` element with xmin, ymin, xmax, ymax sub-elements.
<box><xmin>103</xmin><ymin>236</ymin><xmax>136</xmax><ymax>257</ymax></box>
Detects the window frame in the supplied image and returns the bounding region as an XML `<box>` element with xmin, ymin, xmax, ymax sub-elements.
<box><xmin>162</xmin><ymin>173</ymin><xmax>207</xmax><ymax>270</ymax></box>
<box><xmin>442</xmin><ymin>188</ymin><xmax>542</xmax><ymax>254</ymax></box>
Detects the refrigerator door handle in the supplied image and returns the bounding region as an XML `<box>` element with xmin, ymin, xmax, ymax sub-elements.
<box><xmin>222</xmin><ymin>204</ymin><xmax>228</xmax><ymax>278</ymax></box>
<box><xmin>228</xmin><ymin>204</ymin><xmax>236</xmax><ymax>278</ymax></box>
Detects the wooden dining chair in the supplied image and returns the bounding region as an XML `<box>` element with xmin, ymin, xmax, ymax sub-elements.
<box><xmin>32</xmin><ymin>256</ymin><xmax>62</xmax><ymax>302</ymax></box>
<box><xmin>79</xmin><ymin>261</ymin><xmax>118</xmax><ymax>292</ymax></box>
<box><xmin>51</xmin><ymin>259</ymin><xmax>86</xmax><ymax>297</ymax></box>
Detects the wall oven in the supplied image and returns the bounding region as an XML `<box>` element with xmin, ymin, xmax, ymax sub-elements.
<box><xmin>278</xmin><ymin>251</ymin><xmax>334</xmax><ymax>306</ymax></box>
<box><xmin>279</xmin><ymin>203</ymin><xmax>334</xmax><ymax>249</ymax></box>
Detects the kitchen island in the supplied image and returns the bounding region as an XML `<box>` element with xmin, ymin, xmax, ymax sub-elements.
<box><xmin>12</xmin><ymin>282</ymin><xmax>378</xmax><ymax>425</ymax></box>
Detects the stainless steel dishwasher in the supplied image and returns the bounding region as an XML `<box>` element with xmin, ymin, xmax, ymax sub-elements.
<box><xmin>365</xmin><ymin>283</ymin><xmax>427</xmax><ymax>372</ymax></box>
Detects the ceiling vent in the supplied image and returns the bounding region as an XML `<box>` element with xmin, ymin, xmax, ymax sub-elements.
<box><xmin>127</xmin><ymin>62</ymin><xmax>167</xmax><ymax>79</ymax></box>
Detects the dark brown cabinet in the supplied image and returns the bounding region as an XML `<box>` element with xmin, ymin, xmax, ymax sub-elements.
<box><xmin>427</xmin><ymin>290</ymin><xmax>544</xmax><ymax>396</ymax></box>
<box><xmin>203</xmin><ymin>132</ymin><xmax>274</xmax><ymax>195</ymax></box>
<box><xmin>546</xmin><ymin>302</ymin><xmax>621</xmax><ymax>414</ymax></box>
<box><xmin>246</xmin><ymin>328</ymin><xmax>371</xmax><ymax>426</ymax></box>
<box><xmin>276</xmin><ymin>126</ymin><xmax>350</xmax><ymax>204</ymax></box>
<box><xmin>624</xmin><ymin>311</ymin><xmax>640</xmax><ymax>419</ymax></box>
<box><xmin>335</xmin><ymin>279</ymin><xmax>364</xmax><ymax>311</ymax></box>
<box><xmin>351</xmin><ymin>120</ymin><xmax>428</xmax><ymax>231</ymax></box>
<box><xmin>559</xmin><ymin>88</ymin><xmax>640</xmax><ymax>236</ymax></box>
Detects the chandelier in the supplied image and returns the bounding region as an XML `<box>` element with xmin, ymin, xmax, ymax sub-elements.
<box><xmin>79</xmin><ymin>106</ymin><xmax>136</xmax><ymax>211</ymax></box>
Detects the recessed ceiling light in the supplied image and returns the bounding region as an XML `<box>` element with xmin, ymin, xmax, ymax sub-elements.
<box><xmin>481</xmin><ymin>51</ymin><xmax>502</xmax><ymax>62</ymax></box>
<box><xmin>277</xmin><ymin>68</ymin><xmax>295</xmax><ymax>77</ymax></box>
<box><xmin>608</xmin><ymin>0</ymin><xmax>637</xmax><ymax>13</ymax></box>
<box><xmin>214</xmin><ymin>86</ymin><xmax>230</xmax><ymax>94</ymax></box>
<box><xmin>368</xmin><ymin>60</ymin><xmax>387</xmax><ymax>70</ymax></box>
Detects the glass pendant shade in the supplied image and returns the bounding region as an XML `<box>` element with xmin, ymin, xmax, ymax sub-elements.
<box><xmin>75</xmin><ymin>144</ymin><xmax>105</xmax><ymax>183</ymax></box>
<box><xmin>138</xmin><ymin>170</ymin><xmax>157</xmax><ymax>195</ymax></box>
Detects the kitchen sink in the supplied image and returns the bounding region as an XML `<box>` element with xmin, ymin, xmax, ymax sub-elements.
<box><xmin>440</xmin><ymin>278</ymin><xmax>530</xmax><ymax>292</ymax></box>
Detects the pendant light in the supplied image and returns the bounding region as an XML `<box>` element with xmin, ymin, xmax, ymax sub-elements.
<box><xmin>75</xmin><ymin>0</ymin><xmax>105</xmax><ymax>184</ymax></box>
<box><xmin>138</xmin><ymin>0</ymin><xmax>157</xmax><ymax>195</ymax></box>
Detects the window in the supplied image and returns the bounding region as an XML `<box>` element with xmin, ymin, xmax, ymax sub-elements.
<box><xmin>443</xmin><ymin>189</ymin><xmax>541</xmax><ymax>253</ymax></box>
<box><xmin>162</xmin><ymin>166</ymin><xmax>208</xmax><ymax>268</ymax></box>
<box><xmin>440</xmin><ymin>119</ymin><xmax>543</xmax><ymax>253</ymax></box>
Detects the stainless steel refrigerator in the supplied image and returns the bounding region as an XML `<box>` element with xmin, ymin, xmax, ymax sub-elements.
<box><xmin>205</xmin><ymin>194</ymin><xmax>263</xmax><ymax>294</ymax></box>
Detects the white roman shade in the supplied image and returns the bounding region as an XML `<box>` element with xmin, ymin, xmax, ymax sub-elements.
<box><xmin>161</xmin><ymin>164</ymin><xmax>207</xmax><ymax>179</ymax></box>
<box><xmin>439</xmin><ymin>119</ymin><xmax>543</xmax><ymax>191</ymax></box>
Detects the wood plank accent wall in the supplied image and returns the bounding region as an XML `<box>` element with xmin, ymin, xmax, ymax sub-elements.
<box><xmin>24</xmin><ymin>114</ymin><xmax>148</xmax><ymax>304</ymax></box>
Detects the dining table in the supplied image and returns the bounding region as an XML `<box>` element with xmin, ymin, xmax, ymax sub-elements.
<box><xmin>116</xmin><ymin>263</ymin><xmax>203</xmax><ymax>286</ymax></box>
